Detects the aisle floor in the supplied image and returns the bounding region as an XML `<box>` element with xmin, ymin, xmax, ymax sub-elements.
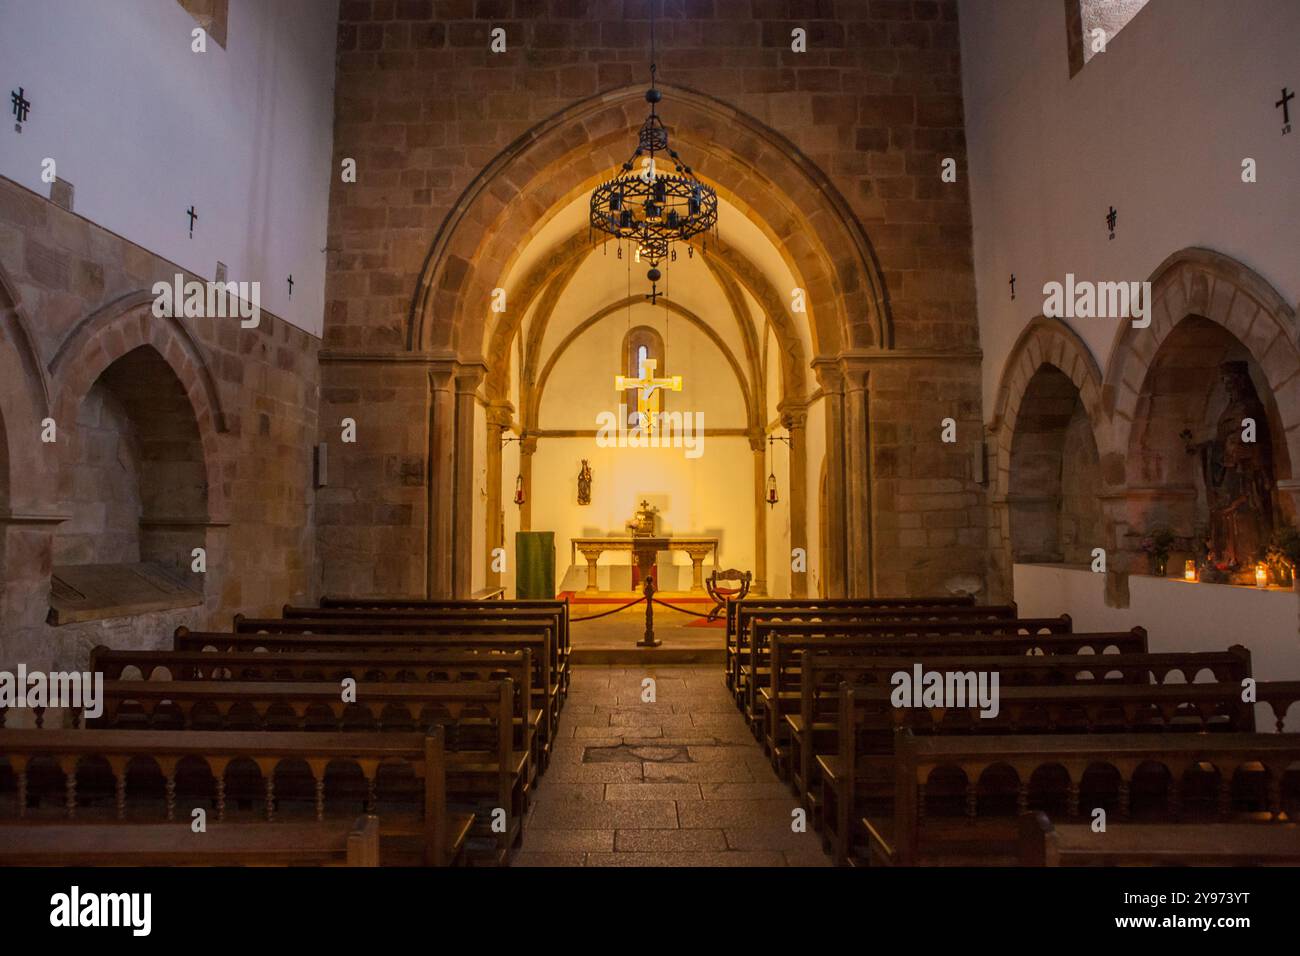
<box><xmin>516</xmin><ymin>665</ymin><xmax>832</xmax><ymax>866</ymax></box>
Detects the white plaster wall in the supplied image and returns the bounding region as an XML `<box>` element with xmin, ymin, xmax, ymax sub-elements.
<box><xmin>533</xmin><ymin>435</ymin><xmax>756</xmax><ymax>593</ymax></box>
<box><xmin>537</xmin><ymin>303</ymin><xmax>748</xmax><ymax>429</ymax></box>
<box><xmin>0</xmin><ymin>0</ymin><xmax>338</xmax><ymax>336</ymax></box>
<box><xmin>1014</xmin><ymin>563</ymin><xmax>1300</xmax><ymax>730</ymax></box>
<box><xmin>960</xmin><ymin>0</ymin><xmax>1300</xmax><ymax>416</ymax></box>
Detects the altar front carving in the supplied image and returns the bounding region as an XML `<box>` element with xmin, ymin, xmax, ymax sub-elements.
<box><xmin>570</xmin><ymin>536</ymin><xmax>720</xmax><ymax>593</ymax></box>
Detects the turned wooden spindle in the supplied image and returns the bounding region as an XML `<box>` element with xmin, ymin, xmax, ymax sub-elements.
<box><xmin>64</xmin><ymin>769</ymin><xmax>77</xmax><ymax>820</ymax></box>
<box><xmin>165</xmin><ymin>771</ymin><xmax>177</xmax><ymax>821</ymax></box>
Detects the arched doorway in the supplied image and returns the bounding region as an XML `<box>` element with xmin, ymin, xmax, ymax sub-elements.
<box><xmin>402</xmin><ymin>85</ymin><xmax>893</xmax><ymax>598</ymax></box>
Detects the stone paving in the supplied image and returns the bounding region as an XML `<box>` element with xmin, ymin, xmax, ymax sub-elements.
<box><xmin>515</xmin><ymin>665</ymin><xmax>831</xmax><ymax>867</ymax></box>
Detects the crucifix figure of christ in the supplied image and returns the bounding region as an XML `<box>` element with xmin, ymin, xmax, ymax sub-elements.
<box><xmin>615</xmin><ymin>356</ymin><xmax>682</xmax><ymax>436</ymax></box>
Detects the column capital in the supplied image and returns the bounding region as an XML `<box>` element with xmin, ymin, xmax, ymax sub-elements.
<box><xmin>520</xmin><ymin>434</ymin><xmax>539</xmax><ymax>455</ymax></box>
<box><xmin>486</xmin><ymin>399</ymin><xmax>515</xmax><ymax>429</ymax></box>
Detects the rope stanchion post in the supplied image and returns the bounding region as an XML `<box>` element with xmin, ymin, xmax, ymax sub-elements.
<box><xmin>637</xmin><ymin>575</ymin><xmax>661</xmax><ymax>647</ymax></box>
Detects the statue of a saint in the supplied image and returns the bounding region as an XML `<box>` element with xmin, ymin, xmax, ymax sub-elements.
<box><xmin>1182</xmin><ymin>361</ymin><xmax>1276</xmax><ymax>578</ymax></box>
<box><xmin>577</xmin><ymin>460</ymin><xmax>592</xmax><ymax>506</ymax></box>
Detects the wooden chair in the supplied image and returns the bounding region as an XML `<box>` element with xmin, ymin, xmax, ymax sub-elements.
<box><xmin>705</xmin><ymin>568</ymin><xmax>751</xmax><ymax>621</ymax></box>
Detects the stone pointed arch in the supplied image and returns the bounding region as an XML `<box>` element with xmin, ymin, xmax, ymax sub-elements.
<box><xmin>407</xmin><ymin>83</ymin><xmax>891</xmax><ymax>359</ymax></box>
<box><xmin>990</xmin><ymin>315</ymin><xmax>1106</xmax><ymax>495</ymax></box>
<box><xmin>1103</xmin><ymin>248</ymin><xmax>1300</xmax><ymax>482</ymax></box>
<box><xmin>987</xmin><ymin>316</ymin><xmax>1106</xmax><ymax>602</ymax></box>
<box><xmin>48</xmin><ymin>292</ymin><xmax>230</xmax><ymax>523</ymax></box>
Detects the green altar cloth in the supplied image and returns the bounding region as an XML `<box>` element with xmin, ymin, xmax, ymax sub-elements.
<box><xmin>515</xmin><ymin>531</ymin><xmax>555</xmax><ymax>599</ymax></box>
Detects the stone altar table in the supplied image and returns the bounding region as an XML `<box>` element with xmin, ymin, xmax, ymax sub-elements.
<box><xmin>570</xmin><ymin>536</ymin><xmax>720</xmax><ymax>592</ymax></box>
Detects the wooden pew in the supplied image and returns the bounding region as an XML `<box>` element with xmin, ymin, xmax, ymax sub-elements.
<box><xmin>176</xmin><ymin>627</ymin><xmax>557</xmax><ymax>768</ymax></box>
<box><xmin>742</xmin><ymin>616</ymin><xmax>1080</xmax><ymax>728</ymax></box>
<box><xmin>871</xmin><ymin>729</ymin><xmax>1300</xmax><ymax>867</ymax></box>
<box><xmin>0</xmin><ymin>726</ymin><xmax>467</xmax><ymax>866</ymax></box>
<box><xmin>286</xmin><ymin>602</ymin><xmax>570</xmax><ymax>698</ymax></box>
<box><xmin>1017</xmin><ymin>811</ymin><xmax>1300</xmax><ymax>866</ymax></box>
<box><xmin>726</xmin><ymin>595</ymin><xmax>977</xmax><ymax>648</ymax></box>
<box><xmin>84</xmin><ymin>678</ymin><xmax>528</xmax><ymax>861</ymax></box>
<box><xmin>229</xmin><ymin>616</ymin><xmax>561</xmax><ymax>735</ymax></box>
<box><xmin>785</xmin><ymin>645</ymin><xmax>1250</xmax><ymax>802</ymax></box>
<box><xmin>0</xmin><ymin>815</ymin><xmax>381</xmax><ymax>866</ymax></box>
<box><xmin>312</xmin><ymin>597</ymin><xmax>571</xmax><ymax>694</ymax></box>
<box><xmin>89</xmin><ymin>646</ymin><xmax>544</xmax><ymax>776</ymax></box>
<box><xmin>729</xmin><ymin>599</ymin><xmax>1001</xmax><ymax>699</ymax></box>
<box><xmin>820</xmin><ymin>680</ymin><xmax>1295</xmax><ymax>864</ymax></box>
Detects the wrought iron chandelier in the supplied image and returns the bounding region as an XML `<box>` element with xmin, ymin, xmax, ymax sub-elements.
<box><xmin>589</xmin><ymin>17</ymin><xmax>718</xmax><ymax>302</ymax></box>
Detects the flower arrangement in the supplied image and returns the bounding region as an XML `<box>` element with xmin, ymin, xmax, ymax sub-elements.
<box><xmin>1266</xmin><ymin>526</ymin><xmax>1300</xmax><ymax>589</ymax></box>
<box><xmin>1140</xmin><ymin>526</ymin><xmax>1177</xmax><ymax>576</ymax></box>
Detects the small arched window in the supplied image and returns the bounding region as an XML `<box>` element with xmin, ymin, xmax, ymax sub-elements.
<box><xmin>622</xmin><ymin>326</ymin><xmax>667</xmax><ymax>423</ymax></box>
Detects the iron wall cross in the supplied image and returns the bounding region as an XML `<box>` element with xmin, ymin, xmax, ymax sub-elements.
<box><xmin>1009</xmin><ymin>273</ymin><xmax>1016</xmax><ymax>300</ymax></box>
<box><xmin>287</xmin><ymin>274</ymin><xmax>294</xmax><ymax>298</ymax></box>
<box><xmin>11</xmin><ymin>87</ymin><xmax>31</xmax><ymax>130</ymax></box>
<box><xmin>187</xmin><ymin>205</ymin><xmax>198</xmax><ymax>238</ymax></box>
<box><xmin>1107</xmin><ymin>206</ymin><xmax>1117</xmax><ymax>238</ymax></box>
<box><xmin>1277</xmin><ymin>87</ymin><xmax>1294</xmax><ymax>133</ymax></box>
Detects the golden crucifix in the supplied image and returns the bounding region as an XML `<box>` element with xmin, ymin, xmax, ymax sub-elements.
<box><xmin>615</xmin><ymin>358</ymin><xmax>682</xmax><ymax>435</ymax></box>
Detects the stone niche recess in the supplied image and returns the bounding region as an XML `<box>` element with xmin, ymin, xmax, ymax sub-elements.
<box><xmin>49</xmin><ymin>345</ymin><xmax>207</xmax><ymax>624</ymax></box>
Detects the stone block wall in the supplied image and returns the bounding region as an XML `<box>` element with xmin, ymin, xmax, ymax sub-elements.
<box><xmin>0</xmin><ymin>176</ymin><xmax>320</xmax><ymax>684</ymax></box>
<box><xmin>324</xmin><ymin>0</ymin><xmax>988</xmax><ymax>597</ymax></box>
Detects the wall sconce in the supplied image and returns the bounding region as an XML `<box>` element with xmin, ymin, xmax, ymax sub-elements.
<box><xmin>1255</xmin><ymin>562</ymin><xmax>1269</xmax><ymax>588</ymax></box>
<box><xmin>513</xmin><ymin>473</ymin><xmax>525</xmax><ymax>506</ymax></box>
<box><xmin>1183</xmin><ymin>560</ymin><xmax>1197</xmax><ymax>582</ymax></box>
<box><xmin>766</xmin><ymin>432</ymin><xmax>792</xmax><ymax>509</ymax></box>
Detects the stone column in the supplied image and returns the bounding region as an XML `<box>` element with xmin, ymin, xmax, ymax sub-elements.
<box><xmin>780</xmin><ymin>401</ymin><xmax>809</xmax><ymax>597</ymax></box>
<box><xmin>452</xmin><ymin>364</ymin><xmax>485</xmax><ymax>598</ymax></box>
<box><xmin>813</xmin><ymin>361</ymin><xmax>847</xmax><ymax>597</ymax></box>
<box><xmin>750</xmin><ymin>431</ymin><xmax>768</xmax><ymax>596</ymax></box>
<box><xmin>518</xmin><ymin>435</ymin><xmax>537</xmax><ymax>532</ymax></box>
<box><xmin>577</xmin><ymin>546</ymin><xmax>602</xmax><ymax>592</ymax></box>
<box><xmin>426</xmin><ymin>366</ymin><xmax>456</xmax><ymax>598</ymax></box>
<box><xmin>841</xmin><ymin>361</ymin><xmax>873</xmax><ymax>597</ymax></box>
<box><xmin>484</xmin><ymin>400</ymin><xmax>514</xmax><ymax>591</ymax></box>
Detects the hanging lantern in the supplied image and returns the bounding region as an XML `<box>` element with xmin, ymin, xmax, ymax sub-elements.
<box><xmin>766</xmin><ymin>471</ymin><xmax>779</xmax><ymax>507</ymax></box>
<box><xmin>513</xmin><ymin>473</ymin><xmax>525</xmax><ymax>506</ymax></box>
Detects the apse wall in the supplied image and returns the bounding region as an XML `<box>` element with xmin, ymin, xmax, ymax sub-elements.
<box><xmin>960</xmin><ymin>0</ymin><xmax>1300</xmax><ymax>414</ymax></box>
<box><xmin>524</xmin><ymin>305</ymin><xmax>755</xmax><ymax>593</ymax></box>
<box><xmin>0</xmin><ymin>0</ymin><xmax>338</xmax><ymax>336</ymax></box>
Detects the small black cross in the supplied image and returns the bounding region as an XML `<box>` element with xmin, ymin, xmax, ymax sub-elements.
<box><xmin>645</xmin><ymin>284</ymin><xmax>661</xmax><ymax>304</ymax></box>
<box><xmin>1277</xmin><ymin>87</ymin><xmax>1294</xmax><ymax>131</ymax></box>
<box><xmin>186</xmin><ymin>205</ymin><xmax>198</xmax><ymax>238</ymax></box>
<box><xmin>11</xmin><ymin>87</ymin><xmax>30</xmax><ymax>128</ymax></box>
<box><xmin>287</xmin><ymin>275</ymin><xmax>295</xmax><ymax>298</ymax></box>
<box><xmin>1106</xmin><ymin>206</ymin><xmax>1117</xmax><ymax>239</ymax></box>
<box><xmin>1009</xmin><ymin>274</ymin><xmax>1016</xmax><ymax>300</ymax></box>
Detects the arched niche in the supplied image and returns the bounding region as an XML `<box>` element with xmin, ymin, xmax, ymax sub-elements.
<box><xmin>1124</xmin><ymin>316</ymin><xmax>1293</xmax><ymax>573</ymax></box>
<box><xmin>50</xmin><ymin>346</ymin><xmax>211</xmax><ymax>622</ymax></box>
<box><xmin>1008</xmin><ymin>365</ymin><xmax>1103</xmax><ymax>564</ymax></box>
